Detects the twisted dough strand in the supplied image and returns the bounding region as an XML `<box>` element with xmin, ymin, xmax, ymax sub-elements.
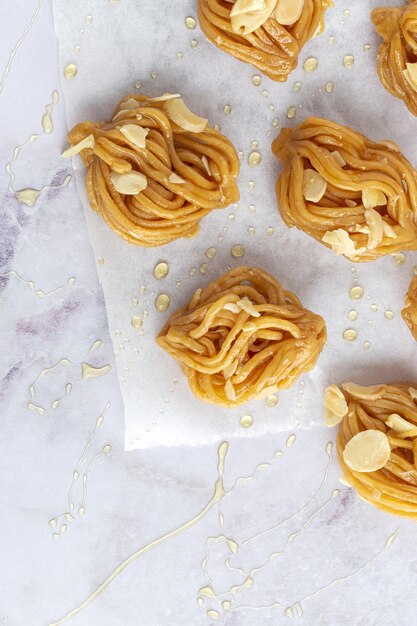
<box><xmin>372</xmin><ymin>1</ymin><xmax>417</xmax><ymax>116</ymax></box>
<box><xmin>67</xmin><ymin>94</ymin><xmax>240</xmax><ymax>247</ymax></box>
<box><xmin>197</xmin><ymin>0</ymin><xmax>332</xmax><ymax>82</ymax></box>
<box><xmin>272</xmin><ymin>117</ymin><xmax>417</xmax><ymax>261</ymax></box>
<box><xmin>157</xmin><ymin>266</ymin><xmax>326</xmax><ymax>407</ymax></box>
<box><xmin>334</xmin><ymin>383</ymin><xmax>417</xmax><ymax>518</ymax></box>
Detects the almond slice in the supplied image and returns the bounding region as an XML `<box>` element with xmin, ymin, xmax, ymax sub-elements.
<box><xmin>342</xmin><ymin>382</ymin><xmax>386</xmax><ymax>401</ymax></box>
<box><xmin>62</xmin><ymin>134</ymin><xmax>94</xmax><ymax>158</ymax></box>
<box><xmin>223</xmin><ymin>302</ymin><xmax>241</xmax><ymax>314</ymax></box>
<box><xmin>168</xmin><ymin>173</ymin><xmax>186</xmax><ymax>184</ymax></box>
<box><xmin>386</xmin><ymin>413</ymin><xmax>416</xmax><ymax>433</ymax></box>
<box><xmin>164</xmin><ymin>98</ymin><xmax>207</xmax><ymax>133</ymax></box>
<box><xmin>110</xmin><ymin>171</ymin><xmax>147</xmax><ymax>195</ymax></box>
<box><xmin>364</xmin><ymin>208</ymin><xmax>384</xmax><ymax>249</ymax></box>
<box><xmin>119</xmin><ymin>97</ymin><xmax>141</xmax><ymax>110</ymax></box>
<box><xmin>323</xmin><ymin>384</ymin><xmax>348</xmax><ymax>427</ymax></box>
<box><xmin>303</xmin><ymin>169</ymin><xmax>327</xmax><ymax>202</ymax></box>
<box><xmin>322</xmin><ymin>229</ymin><xmax>366</xmax><ymax>259</ymax></box>
<box><xmin>201</xmin><ymin>155</ymin><xmax>212</xmax><ymax>176</ymax></box>
<box><xmin>354</xmin><ymin>224</ymin><xmax>370</xmax><ymax>234</ymax></box>
<box><xmin>343</xmin><ymin>430</ymin><xmax>391</xmax><ymax>472</ymax></box>
<box><xmin>362</xmin><ymin>188</ymin><xmax>387</xmax><ymax>210</ymax></box>
<box><xmin>409</xmin><ymin>387</ymin><xmax>417</xmax><ymax>401</ymax></box>
<box><xmin>345</xmin><ymin>199</ymin><xmax>357</xmax><ymax>208</ymax></box>
<box><xmin>383</xmin><ymin>223</ymin><xmax>397</xmax><ymax>238</ymax></box>
<box><xmin>331</xmin><ymin>150</ymin><xmax>346</xmax><ymax>168</ymax></box>
<box><xmin>147</xmin><ymin>93</ymin><xmax>181</xmax><ymax>102</ymax></box>
<box><xmin>237</xmin><ymin>298</ymin><xmax>261</xmax><ymax>317</ymax></box>
<box><xmin>230</xmin><ymin>0</ymin><xmax>276</xmax><ymax>35</ymax></box>
<box><xmin>275</xmin><ymin>0</ymin><xmax>304</xmax><ymax>25</ymax></box>
<box><xmin>379</xmin><ymin>139</ymin><xmax>401</xmax><ymax>152</ymax></box>
<box><xmin>119</xmin><ymin>124</ymin><xmax>148</xmax><ymax>149</ymax></box>
<box><xmin>225</xmin><ymin>379</ymin><xmax>237</xmax><ymax>401</ymax></box>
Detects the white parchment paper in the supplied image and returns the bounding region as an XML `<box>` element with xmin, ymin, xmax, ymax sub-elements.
<box><xmin>53</xmin><ymin>0</ymin><xmax>417</xmax><ymax>448</ymax></box>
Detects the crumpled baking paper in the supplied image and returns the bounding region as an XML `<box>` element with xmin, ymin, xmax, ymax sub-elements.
<box><xmin>53</xmin><ymin>0</ymin><xmax>417</xmax><ymax>448</ymax></box>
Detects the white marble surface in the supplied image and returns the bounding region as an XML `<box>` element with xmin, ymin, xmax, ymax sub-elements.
<box><xmin>2</xmin><ymin>1</ymin><xmax>417</xmax><ymax>625</ymax></box>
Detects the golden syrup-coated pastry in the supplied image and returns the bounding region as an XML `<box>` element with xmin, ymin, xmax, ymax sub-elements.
<box><xmin>324</xmin><ymin>382</ymin><xmax>417</xmax><ymax>519</ymax></box>
<box><xmin>64</xmin><ymin>94</ymin><xmax>240</xmax><ymax>247</ymax></box>
<box><xmin>371</xmin><ymin>1</ymin><xmax>417</xmax><ymax>117</ymax></box>
<box><xmin>157</xmin><ymin>266</ymin><xmax>326</xmax><ymax>407</ymax></box>
<box><xmin>272</xmin><ymin>117</ymin><xmax>417</xmax><ymax>261</ymax></box>
<box><xmin>402</xmin><ymin>275</ymin><xmax>417</xmax><ymax>340</ymax></box>
<box><xmin>197</xmin><ymin>0</ymin><xmax>333</xmax><ymax>82</ymax></box>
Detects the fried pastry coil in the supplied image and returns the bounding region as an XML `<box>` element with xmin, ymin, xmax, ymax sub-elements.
<box><xmin>66</xmin><ymin>94</ymin><xmax>240</xmax><ymax>247</ymax></box>
<box><xmin>371</xmin><ymin>1</ymin><xmax>417</xmax><ymax>117</ymax></box>
<box><xmin>157</xmin><ymin>266</ymin><xmax>326</xmax><ymax>407</ymax></box>
<box><xmin>272</xmin><ymin>117</ymin><xmax>417</xmax><ymax>261</ymax></box>
<box><xmin>197</xmin><ymin>0</ymin><xmax>332</xmax><ymax>82</ymax></box>
<box><xmin>328</xmin><ymin>382</ymin><xmax>417</xmax><ymax>518</ymax></box>
<box><xmin>402</xmin><ymin>275</ymin><xmax>417</xmax><ymax>340</ymax></box>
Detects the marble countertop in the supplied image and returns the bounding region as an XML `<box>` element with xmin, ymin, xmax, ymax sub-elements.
<box><xmin>2</xmin><ymin>2</ymin><xmax>417</xmax><ymax>625</ymax></box>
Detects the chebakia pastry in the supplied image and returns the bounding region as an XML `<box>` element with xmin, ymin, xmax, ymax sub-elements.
<box><xmin>272</xmin><ymin>117</ymin><xmax>417</xmax><ymax>261</ymax></box>
<box><xmin>324</xmin><ymin>382</ymin><xmax>417</xmax><ymax>518</ymax></box>
<box><xmin>371</xmin><ymin>2</ymin><xmax>417</xmax><ymax>116</ymax></box>
<box><xmin>197</xmin><ymin>0</ymin><xmax>333</xmax><ymax>82</ymax></box>
<box><xmin>402</xmin><ymin>275</ymin><xmax>417</xmax><ymax>340</ymax></box>
<box><xmin>157</xmin><ymin>266</ymin><xmax>326</xmax><ymax>407</ymax></box>
<box><xmin>63</xmin><ymin>94</ymin><xmax>240</xmax><ymax>247</ymax></box>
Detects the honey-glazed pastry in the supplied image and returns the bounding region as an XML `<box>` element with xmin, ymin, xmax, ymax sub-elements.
<box><xmin>402</xmin><ymin>275</ymin><xmax>417</xmax><ymax>340</ymax></box>
<box><xmin>63</xmin><ymin>93</ymin><xmax>240</xmax><ymax>247</ymax></box>
<box><xmin>197</xmin><ymin>0</ymin><xmax>333</xmax><ymax>82</ymax></box>
<box><xmin>157</xmin><ymin>266</ymin><xmax>326</xmax><ymax>407</ymax></box>
<box><xmin>272</xmin><ymin>117</ymin><xmax>417</xmax><ymax>261</ymax></box>
<box><xmin>324</xmin><ymin>382</ymin><xmax>417</xmax><ymax>518</ymax></box>
<box><xmin>371</xmin><ymin>1</ymin><xmax>417</xmax><ymax>117</ymax></box>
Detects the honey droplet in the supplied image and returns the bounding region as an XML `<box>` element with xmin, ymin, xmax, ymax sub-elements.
<box><xmin>238</xmin><ymin>150</ymin><xmax>244</xmax><ymax>160</ymax></box>
<box><xmin>176</xmin><ymin>52</ymin><xmax>183</xmax><ymax>60</ymax></box>
<box><xmin>155</xmin><ymin>294</ymin><xmax>170</xmax><ymax>311</ymax></box>
<box><xmin>286</xmin><ymin>434</ymin><xmax>297</xmax><ymax>448</ymax></box>
<box><xmin>151</xmin><ymin>70</ymin><xmax>159</xmax><ymax>79</ymax></box>
<box><xmin>363</xmin><ymin>43</ymin><xmax>371</xmax><ymax>52</ymax></box>
<box><xmin>392</xmin><ymin>252</ymin><xmax>405</xmax><ymax>265</ymax></box>
<box><xmin>248</xmin><ymin>151</ymin><xmax>262</xmax><ymax>167</ymax></box>
<box><xmin>343</xmin><ymin>328</ymin><xmax>357</xmax><ymax>341</ymax></box>
<box><xmin>248</xmin><ymin>226</ymin><xmax>256</xmax><ymax>235</ymax></box>
<box><xmin>268</xmin><ymin>104</ymin><xmax>275</xmax><ymax>111</ymax></box>
<box><xmin>370</xmin><ymin>304</ymin><xmax>378</xmax><ymax>312</ymax></box>
<box><xmin>190</xmin><ymin>267</ymin><xmax>197</xmax><ymax>276</ymax></box>
<box><xmin>199</xmin><ymin>263</ymin><xmax>208</xmax><ymax>274</ymax></box>
<box><xmin>348</xmin><ymin>310</ymin><xmax>358</xmax><ymax>321</ymax></box>
<box><xmin>231</xmin><ymin>244</ymin><xmax>245</xmax><ymax>258</ymax></box>
<box><xmin>134</xmin><ymin>80</ymin><xmax>142</xmax><ymax>89</ymax></box>
<box><xmin>131</xmin><ymin>316</ymin><xmax>142</xmax><ymax>329</ymax></box>
<box><xmin>328</xmin><ymin>36</ymin><xmax>335</xmax><ymax>45</ymax></box>
<box><xmin>97</xmin><ymin>256</ymin><xmax>104</xmax><ymax>265</ymax></box>
<box><xmin>240</xmin><ymin>414</ymin><xmax>253</xmax><ymax>429</ymax></box>
<box><xmin>185</xmin><ymin>16</ymin><xmax>196</xmax><ymax>29</ymax></box>
<box><xmin>86</xmin><ymin>14</ymin><xmax>93</xmax><ymax>23</ymax></box>
<box><xmin>266</xmin><ymin>227</ymin><xmax>274</xmax><ymax>236</ymax></box>
<box><xmin>214</xmin><ymin>124</ymin><xmax>221</xmax><ymax>132</ymax></box>
<box><xmin>252</xmin><ymin>74</ymin><xmax>262</xmax><ymax>86</ymax></box>
<box><xmin>343</xmin><ymin>54</ymin><xmax>355</xmax><ymax>68</ymax></box>
<box><xmin>325</xmin><ymin>81</ymin><xmax>334</xmax><ymax>93</ymax></box>
<box><xmin>272</xmin><ymin>117</ymin><xmax>279</xmax><ymax>127</ymax></box>
<box><xmin>343</xmin><ymin>9</ymin><xmax>350</xmax><ymax>17</ymax></box>
<box><xmin>261</xmin><ymin>90</ymin><xmax>269</xmax><ymax>98</ymax></box>
<box><xmin>363</xmin><ymin>341</ymin><xmax>371</xmax><ymax>350</ymax></box>
<box><xmin>294</xmin><ymin>81</ymin><xmax>302</xmax><ymax>92</ymax></box>
<box><xmin>190</xmin><ymin>39</ymin><xmax>198</xmax><ymax>48</ymax></box>
<box><xmin>74</xmin><ymin>44</ymin><xmax>81</xmax><ymax>53</ymax></box>
<box><xmin>249</xmin><ymin>204</ymin><xmax>256</xmax><ymax>212</ymax></box>
<box><xmin>286</xmin><ymin>106</ymin><xmax>296</xmax><ymax>119</ymax></box>
<box><xmin>64</xmin><ymin>63</ymin><xmax>78</xmax><ymax>80</ymax></box>
<box><xmin>384</xmin><ymin>310</ymin><xmax>394</xmax><ymax>320</ymax></box>
<box><xmin>251</xmin><ymin>140</ymin><xmax>259</xmax><ymax>149</ymax></box>
<box><xmin>303</xmin><ymin>57</ymin><xmax>318</xmax><ymax>73</ymax></box>
<box><xmin>205</xmin><ymin>247</ymin><xmax>217</xmax><ymax>259</ymax></box>
<box><xmin>153</xmin><ymin>262</ymin><xmax>169</xmax><ymax>280</ymax></box>
<box><xmin>223</xmin><ymin>104</ymin><xmax>232</xmax><ymax>116</ymax></box>
<box><xmin>266</xmin><ymin>395</ymin><xmax>278</xmax><ymax>407</ymax></box>
<box><xmin>349</xmin><ymin>285</ymin><xmax>364</xmax><ymax>299</ymax></box>
<box><xmin>248</xmin><ymin>180</ymin><xmax>255</xmax><ymax>190</ymax></box>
